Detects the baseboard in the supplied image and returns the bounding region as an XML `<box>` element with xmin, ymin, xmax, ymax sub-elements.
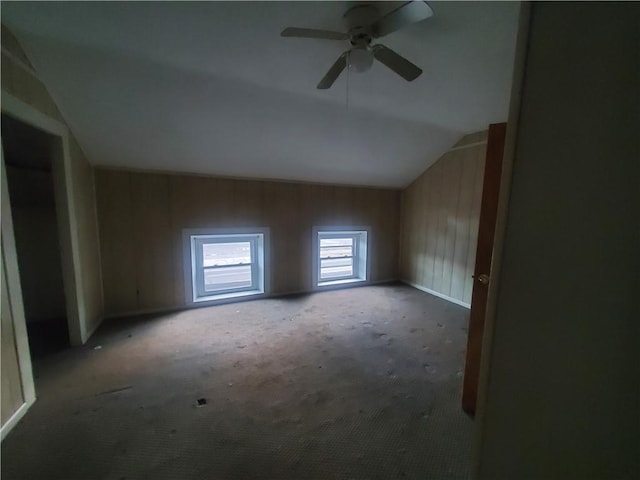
<box><xmin>104</xmin><ymin>304</ymin><xmax>190</xmax><ymax>321</ymax></box>
<box><xmin>311</xmin><ymin>277</ymin><xmax>397</xmax><ymax>292</ymax></box>
<box><xmin>401</xmin><ymin>280</ymin><xmax>471</xmax><ymax>309</ymax></box>
<box><xmin>1</xmin><ymin>400</ymin><xmax>32</xmax><ymax>441</ymax></box>
<box><xmin>104</xmin><ymin>279</ymin><xmax>400</xmax><ymax>321</ymax></box>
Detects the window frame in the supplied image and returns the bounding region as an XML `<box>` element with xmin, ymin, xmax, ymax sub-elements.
<box><xmin>183</xmin><ymin>228</ymin><xmax>269</xmax><ymax>305</ymax></box>
<box><xmin>313</xmin><ymin>226</ymin><xmax>370</xmax><ymax>289</ymax></box>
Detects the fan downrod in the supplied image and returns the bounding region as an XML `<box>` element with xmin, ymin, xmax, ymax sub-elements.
<box><xmin>344</xmin><ymin>5</ymin><xmax>377</xmax><ymax>47</ymax></box>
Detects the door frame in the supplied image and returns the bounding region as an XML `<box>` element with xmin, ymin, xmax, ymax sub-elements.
<box><xmin>470</xmin><ymin>2</ymin><xmax>532</xmax><ymax>477</ymax></box>
<box><xmin>1</xmin><ymin>91</ymin><xmax>86</xmax><ymax>346</ymax></box>
<box><xmin>1</xmin><ymin>151</ymin><xmax>35</xmax><ymax>440</ymax></box>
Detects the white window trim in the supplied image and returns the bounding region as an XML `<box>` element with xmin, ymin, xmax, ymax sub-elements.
<box><xmin>183</xmin><ymin>227</ymin><xmax>270</xmax><ymax>306</ymax></box>
<box><xmin>312</xmin><ymin>226</ymin><xmax>370</xmax><ymax>289</ymax></box>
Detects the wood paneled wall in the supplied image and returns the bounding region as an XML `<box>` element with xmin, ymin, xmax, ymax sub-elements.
<box><xmin>95</xmin><ymin>168</ymin><xmax>401</xmax><ymax>317</ymax></box>
<box><xmin>1</xmin><ymin>25</ymin><xmax>104</xmax><ymax>338</ymax></box>
<box><xmin>399</xmin><ymin>131</ymin><xmax>487</xmax><ymax>306</ymax></box>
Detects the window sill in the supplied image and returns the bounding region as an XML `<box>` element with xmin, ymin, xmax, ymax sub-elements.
<box><xmin>317</xmin><ymin>278</ymin><xmax>366</xmax><ymax>288</ymax></box>
<box><xmin>194</xmin><ymin>289</ymin><xmax>264</xmax><ymax>304</ymax></box>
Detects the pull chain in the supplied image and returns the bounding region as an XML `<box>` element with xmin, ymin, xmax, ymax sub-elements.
<box><xmin>346</xmin><ymin>52</ymin><xmax>350</xmax><ymax>111</ymax></box>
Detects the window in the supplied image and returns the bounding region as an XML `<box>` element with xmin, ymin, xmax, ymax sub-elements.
<box><xmin>319</xmin><ymin>235</ymin><xmax>356</xmax><ymax>281</ymax></box>
<box><xmin>184</xmin><ymin>229</ymin><xmax>267</xmax><ymax>304</ymax></box>
<box><xmin>314</xmin><ymin>228</ymin><xmax>368</xmax><ymax>287</ymax></box>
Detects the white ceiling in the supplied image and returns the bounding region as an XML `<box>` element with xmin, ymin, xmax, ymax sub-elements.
<box><xmin>2</xmin><ymin>1</ymin><xmax>519</xmax><ymax>188</ymax></box>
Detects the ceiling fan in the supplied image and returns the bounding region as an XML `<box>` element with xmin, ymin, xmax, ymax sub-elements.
<box><xmin>281</xmin><ymin>1</ymin><xmax>434</xmax><ymax>89</ymax></box>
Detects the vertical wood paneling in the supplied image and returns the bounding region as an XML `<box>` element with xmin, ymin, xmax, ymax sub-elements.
<box><xmin>402</xmin><ymin>184</ymin><xmax>415</xmax><ymax>281</ymax></box>
<box><xmin>399</xmin><ymin>131</ymin><xmax>488</xmax><ymax>306</ymax></box>
<box><xmin>401</xmin><ymin>191</ymin><xmax>410</xmax><ymax>277</ymax></box>
<box><xmin>168</xmin><ymin>176</ymin><xmax>185</xmax><ymax>306</ymax></box>
<box><xmin>463</xmin><ymin>149</ymin><xmax>486</xmax><ymax>304</ymax></box>
<box><xmin>424</xmin><ymin>169</ymin><xmax>437</xmax><ymax>289</ymax></box>
<box><xmin>414</xmin><ymin>177</ymin><xmax>427</xmax><ymax>287</ymax></box>
<box><xmin>266</xmin><ymin>181</ymin><xmax>280</xmax><ymax>293</ymax></box>
<box><xmin>333</xmin><ymin>187</ymin><xmax>349</xmax><ymax>225</ymax></box>
<box><xmin>95</xmin><ymin>168</ymin><xmax>401</xmax><ymax>316</ymax></box>
<box><xmin>382</xmin><ymin>189</ymin><xmax>399</xmax><ymax>280</ymax></box>
<box><xmin>95</xmin><ymin>170</ymin><xmax>136</xmax><ymax>315</ymax></box>
<box><xmin>130</xmin><ymin>173</ymin><xmax>173</xmax><ymax>310</ymax></box>
<box><xmin>441</xmin><ymin>154</ymin><xmax>463</xmax><ymax>296</ymax></box>
<box><xmin>450</xmin><ymin>149</ymin><xmax>478</xmax><ymax>300</ymax></box>
<box><xmin>277</xmin><ymin>182</ymin><xmax>300</xmax><ymax>293</ymax></box>
<box><xmin>432</xmin><ymin>159</ymin><xmax>447</xmax><ymax>292</ymax></box>
<box><xmin>365</xmin><ymin>188</ymin><xmax>382</xmax><ymax>280</ymax></box>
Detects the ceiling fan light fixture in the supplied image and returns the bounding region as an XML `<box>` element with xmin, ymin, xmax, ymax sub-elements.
<box><xmin>348</xmin><ymin>46</ymin><xmax>373</xmax><ymax>73</ymax></box>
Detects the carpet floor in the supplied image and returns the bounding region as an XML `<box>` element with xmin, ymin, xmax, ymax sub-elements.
<box><xmin>2</xmin><ymin>283</ymin><xmax>473</xmax><ymax>480</ymax></box>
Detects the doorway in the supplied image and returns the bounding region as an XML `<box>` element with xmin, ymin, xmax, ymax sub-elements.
<box><xmin>1</xmin><ymin>114</ymin><xmax>69</xmax><ymax>359</ymax></box>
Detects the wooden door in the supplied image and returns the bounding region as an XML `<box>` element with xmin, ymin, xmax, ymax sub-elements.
<box><xmin>462</xmin><ymin>122</ymin><xmax>507</xmax><ymax>415</ymax></box>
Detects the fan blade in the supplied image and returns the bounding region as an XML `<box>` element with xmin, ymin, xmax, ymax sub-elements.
<box><xmin>373</xmin><ymin>44</ymin><xmax>422</xmax><ymax>81</ymax></box>
<box><xmin>317</xmin><ymin>52</ymin><xmax>348</xmax><ymax>89</ymax></box>
<box><xmin>372</xmin><ymin>1</ymin><xmax>434</xmax><ymax>38</ymax></box>
<box><xmin>281</xmin><ymin>27</ymin><xmax>348</xmax><ymax>41</ymax></box>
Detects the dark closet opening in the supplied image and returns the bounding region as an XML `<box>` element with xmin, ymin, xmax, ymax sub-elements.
<box><xmin>2</xmin><ymin>113</ymin><xmax>69</xmax><ymax>360</ymax></box>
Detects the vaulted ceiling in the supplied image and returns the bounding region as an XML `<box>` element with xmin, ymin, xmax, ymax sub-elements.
<box><xmin>2</xmin><ymin>1</ymin><xmax>519</xmax><ymax>188</ymax></box>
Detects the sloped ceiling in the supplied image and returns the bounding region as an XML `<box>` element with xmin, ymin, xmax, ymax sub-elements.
<box><xmin>1</xmin><ymin>1</ymin><xmax>519</xmax><ymax>188</ymax></box>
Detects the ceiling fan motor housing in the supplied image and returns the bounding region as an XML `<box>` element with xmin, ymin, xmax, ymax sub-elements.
<box><xmin>344</xmin><ymin>5</ymin><xmax>378</xmax><ymax>46</ymax></box>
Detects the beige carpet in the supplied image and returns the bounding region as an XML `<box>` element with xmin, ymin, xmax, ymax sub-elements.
<box><xmin>2</xmin><ymin>283</ymin><xmax>473</xmax><ymax>480</ymax></box>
